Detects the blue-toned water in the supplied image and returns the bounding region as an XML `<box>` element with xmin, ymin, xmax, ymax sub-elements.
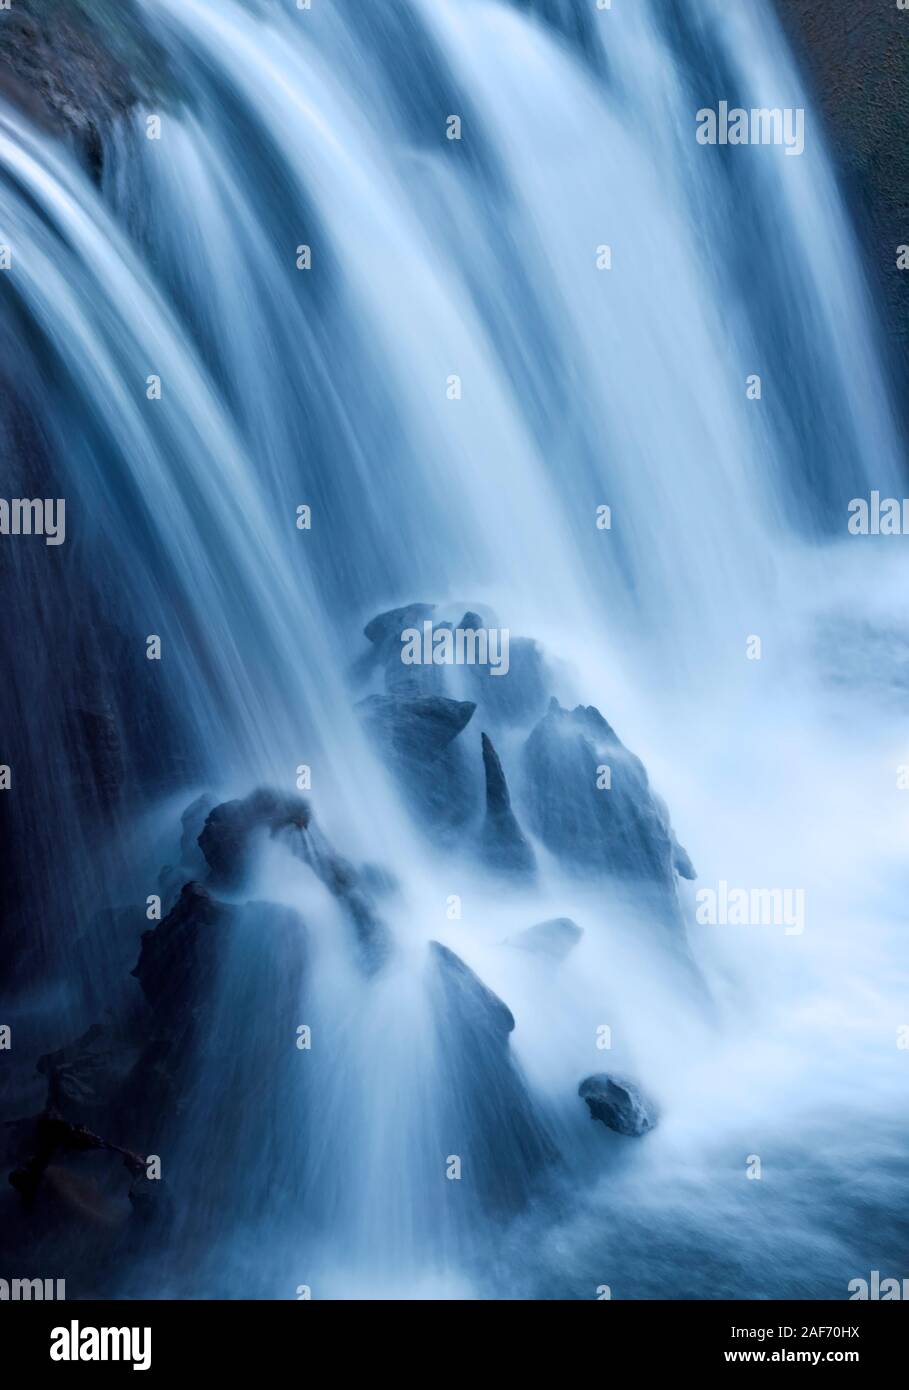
<box><xmin>1</xmin><ymin>0</ymin><xmax>907</xmax><ymax>1299</ymax></box>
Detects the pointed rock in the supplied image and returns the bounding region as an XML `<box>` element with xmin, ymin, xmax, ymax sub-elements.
<box><xmin>479</xmin><ymin>732</ymin><xmax>536</xmax><ymax>876</ymax></box>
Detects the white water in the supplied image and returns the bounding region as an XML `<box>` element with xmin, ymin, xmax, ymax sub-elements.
<box><xmin>1</xmin><ymin>0</ymin><xmax>907</xmax><ymax>1298</ymax></box>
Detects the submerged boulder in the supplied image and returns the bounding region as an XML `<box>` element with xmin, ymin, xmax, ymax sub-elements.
<box><xmin>506</xmin><ymin>916</ymin><xmax>583</xmax><ymax>962</ymax></box>
<box><xmin>478</xmin><ymin>732</ymin><xmax>536</xmax><ymax>877</ymax></box>
<box><xmin>522</xmin><ymin>699</ymin><xmax>694</xmax><ymax>887</ymax></box>
<box><xmin>578</xmin><ymin>1074</ymin><xmax>658</xmax><ymax>1137</ymax></box>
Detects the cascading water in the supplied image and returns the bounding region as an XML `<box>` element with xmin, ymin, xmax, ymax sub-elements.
<box><xmin>1</xmin><ymin>0</ymin><xmax>907</xmax><ymax>1300</ymax></box>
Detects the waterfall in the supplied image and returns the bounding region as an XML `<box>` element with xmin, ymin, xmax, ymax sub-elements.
<box><xmin>1</xmin><ymin>0</ymin><xmax>906</xmax><ymax>1300</ymax></box>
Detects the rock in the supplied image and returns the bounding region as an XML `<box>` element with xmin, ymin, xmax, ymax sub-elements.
<box><xmin>428</xmin><ymin>942</ymin><xmax>515</xmax><ymax>1040</ymax></box>
<box><xmin>364</xmin><ymin>603</ymin><xmax>436</xmax><ymax>647</ymax></box>
<box><xmin>359</xmin><ymin>694</ymin><xmax>480</xmax><ymax>834</ymax></box>
<box><xmin>578</xmin><ymin>1074</ymin><xmax>658</xmax><ymax>1137</ymax></box>
<box><xmin>507</xmin><ymin>917</ymin><xmax>582</xmax><ymax>961</ymax></box>
<box><xmin>0</xmin><ymin>0</ymin><xmax>170</xmax><ymax>180</ymax></box>
<box><xmin>198</xmin><ymin>788</ymin><xmax>310</xmax><ymax>888</ymax></box>
<box><xmin>478</xmin><ymin>733</ymin><xmax>536</xmax><ymax>876</ymax></box>
<box><xmin>9</xmin><ymin>1109</ymin><xmax>146</xmax><ymax>1206</ymax></box>
<box><xmin>180</xmin><ymin>792</ymin><xmax>215</xmax><ymax>869</ymax></box>
<box><xmin>670</xmin><ymin>835</ymin><xmax>697</xmax><ymax>881</ymax></box>
<box><xmin>184</xmin><ymin>789</ymin><xmax>391</xmax><ymax>971</ymax></box>
<box><xmin>283</xmin><ymin>820</ymin><xmax>391</xmax><ymax>972</ymax></box>
<box><xmin>125</xmin><ymin>884</ymin><xmax>309</xmax><ymax>1155</ymax></box>
<box><xmin>522</xmin><ymin>699</ymin><xmax>694</xmax><ymax>886</ymax></box>
<box><xmin>363</xmin><ymin>605</ymin><xmax>448</xmax><ymax>697</ymax></box>
<box><xmin>427</xmin><ymin>942</ymin><xmax>557</xmax><ymax>1212</ymax></box>
<box><xmin>465</xmin><ymin>630</ymin><xmax>551</xmax><ymax>729</ymax></box>
<box><xmin>36</xmin><ymin>1023</ymin><xmax>136</xmax><ymax>1126</ymax></box>
<box><xmin>64</xmin><ymin>703</ymin><xmax>126</xmax><ymax>811</ymax></box>
<box><xmin>132</xmin><ymin>881</ymin><xmax>308</xmax><ymax>1022</ymax></box>
<box><xmin>131</xmin><ymin>882</ymin><xmax>232</xmax><ymax>1022</ymax></box>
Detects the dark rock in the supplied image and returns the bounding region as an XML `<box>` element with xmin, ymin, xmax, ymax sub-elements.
<box><xmin>180</xmin><ymin>793</ymin><xmax>215</xmax><ymax>868</ymax></box>
<box><xmin>466</xmin><ymin>631</ymin><xmax>551</xmax><ymax>729</ymax></box>
<box><xmin>133</xmin><ymin>880</ymin><xmax>306</xmax><ymax>1027</ymax></box>
<box><xmin>478</xmin><ymin>733</ymin><xmax>536</xmax><ymax>876</ymax></box>
<box><xmin>131</xmin><ymin>882</ymin><xmax>231</xmax><ymax>1022</ymax></box>
<box><xmin>283</xmin><ymin>820</ymin><xmax>391</xmax><ymax>972</ymax></box>
<box><xmin>364</xmin><ymin>603</ymin><xmax>436</xmax><ymax>647</ymax></box>
<box><xmin>36</xmin><ymin>1023</ymin><xmax>136</xmax><ymax>1125</ymax></box>
<box><xmin>0</xmin><ymin>0</ymin><xmax>171</xmax><ymax>179</ymax></box>
<box><xmin>507</xmin><ymin>917</ymin><xmax>583</xmax><ymax>961</ymax></box>
<box><xmin>64</xmin><ymin>703</ymin><xmax>126</xmax><ymax>811</ymax></box>
<box><xmin>776</xmin><ymin>0</ymin><xmax>909</xmax><ymax>385</ymax></box>
<box><xmin>429</xmin><ymin>941</ymin><xmax>515</xmax><ymax>1040</ymax></box>
<box><xmin>428</xmin><ymin>942</ymin><xmax>557</xmax><ymax>1212</ymax></box>
<box><xmin>125</xmin><ymin>885</ymin><xmax>309</xmax><ymax>1158</ymax></box>
<box><xmin>522</xmin><ymin>699</ymin><xmax>694</xmax><ymax>886</ymax></box>
<box><xmin>8</xmin><ymin>1107</ymin><xmax>146</xmax><ymax>1206</ymax></box>
<box><xmin>198</xmin><ymin>788</ymin><xmax>310</xmax><ymax>888</ymax></box>
<box><xmin>188</xmin><ymin>788</ymin><xmax>391</xmax><ymax>971</ymax></box>
<box><xmin>359</xmin><ymin>694</ymin><xmax>480</xmax><ymax>834</ymax></box>
<box><xmin>363</xmin><ymin>605</ymin><xmax>447</xmax><ymax>697</ymax></box>
<box><xmin>578</xmin><ymin>1074</ymin><xmax>658</xmax><ymax>1137</ymax></box>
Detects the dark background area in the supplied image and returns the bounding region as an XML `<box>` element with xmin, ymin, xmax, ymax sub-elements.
<box><xmin>777</xmin><ymin>0</ymin><xmax>909</xmax><ymax>384</ymax></box>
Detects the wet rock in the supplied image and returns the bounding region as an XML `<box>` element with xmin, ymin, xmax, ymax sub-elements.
<box><xmin>0</xmin><ymin>0</ymin><xmax>170</xmax><ymax>179</ymax></box>
<box><xmin>578</xmin><ymin>1074</ymin><xmax>658</xmax><ymax>1137</ymax></box>
<box><xmin>478</xmin><ymin>733</ymin><xmax>536</xmax><ymax>876</ymax></box>
<box><xmin>363</xmin><ymin>605</ymin><xmax>449</xmax><ymax>697</ymax></box>
<box><xmin>133</xmin><ymin>880</ymin><xmax>307</xmax><ymax>1019</ymax></box>
<box><xmin>198</xmin><ymin>788</ymin><xmax>310</xmax><ymax>888</ymax></box>
<box><xmin>132</xmin><ymin>882</ymin><xmax>232</xmax><ymax>1023</ymax></box>
<box><xmin>364</xmin><ymin>603</ymin><xmax>436</xmax><ymax>647</ymax></box>
<box><xmin>37</xmin><ymin>1023</ymin><xmax>136</xmax><ymax>1126</ymax></box>
<box><xmin>522</xmin><ymin>699</ymin><xmax>694</xmax><ymax>886</ymax></box>
<box><xmin>359</xmin><ymin>694</ymin><xmax>480</xmax><ymax>834</ymax></box>
<box><xmin>8</xmin><ymin>1108</ymin><xmax>146</xmax><ymax>1206</ymax></box>
<box><xmin>187</xmin><ymin>788</ymin><xmax>391</xmax><ymax>971</ymax></box>
<box><xmin>284</xmin><ymin>820</ymin><xmax>392</xmax><ymax>972</ymax></box>
<box><xmin>64</xmin><ymin>703</ymin><xmax>126</xmax><ymax>812</ymax></box>
<box><xmin>429</xmin><ymin>942</ymin><xmax>515</xmax><ymax>1040</ymax></box>
<box><xmin>180</xmin><ymin>792</ymin><xmax>215</xmax><ymax>868</ymax></box>
<box><xmin>507</xmin><ymin>917</ymin><xmax>583</xmax><ymax>961</ymax></box>
<box><xmin>157</xmin><ymin>792</ymin><xmax>218</xmax><ymax>911</ymax></box>
<box><xmin>125</xmin><ymin>885</ymin><xmax>309</xmax><ymax>1152</ymax></box>
<box><xmin>466</xmin><ymin>629</ymin><xmax>551</xmax><ymax>729</ymax></box>
<box><xmin>428</xmin><ymin>942</ymin><xmax>557</xmax><ymax>1212</ymax></box>
<box><xmin>670</xmin><ymin>835</ymin><xmax>696</xmax><ymax>881</ymax></box>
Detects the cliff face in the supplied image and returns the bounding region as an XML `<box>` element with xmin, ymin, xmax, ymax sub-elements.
<box><xmin>776</xmin><ymin>0</ymin><xmax>909</xmax><ymax>388</ymax></box>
